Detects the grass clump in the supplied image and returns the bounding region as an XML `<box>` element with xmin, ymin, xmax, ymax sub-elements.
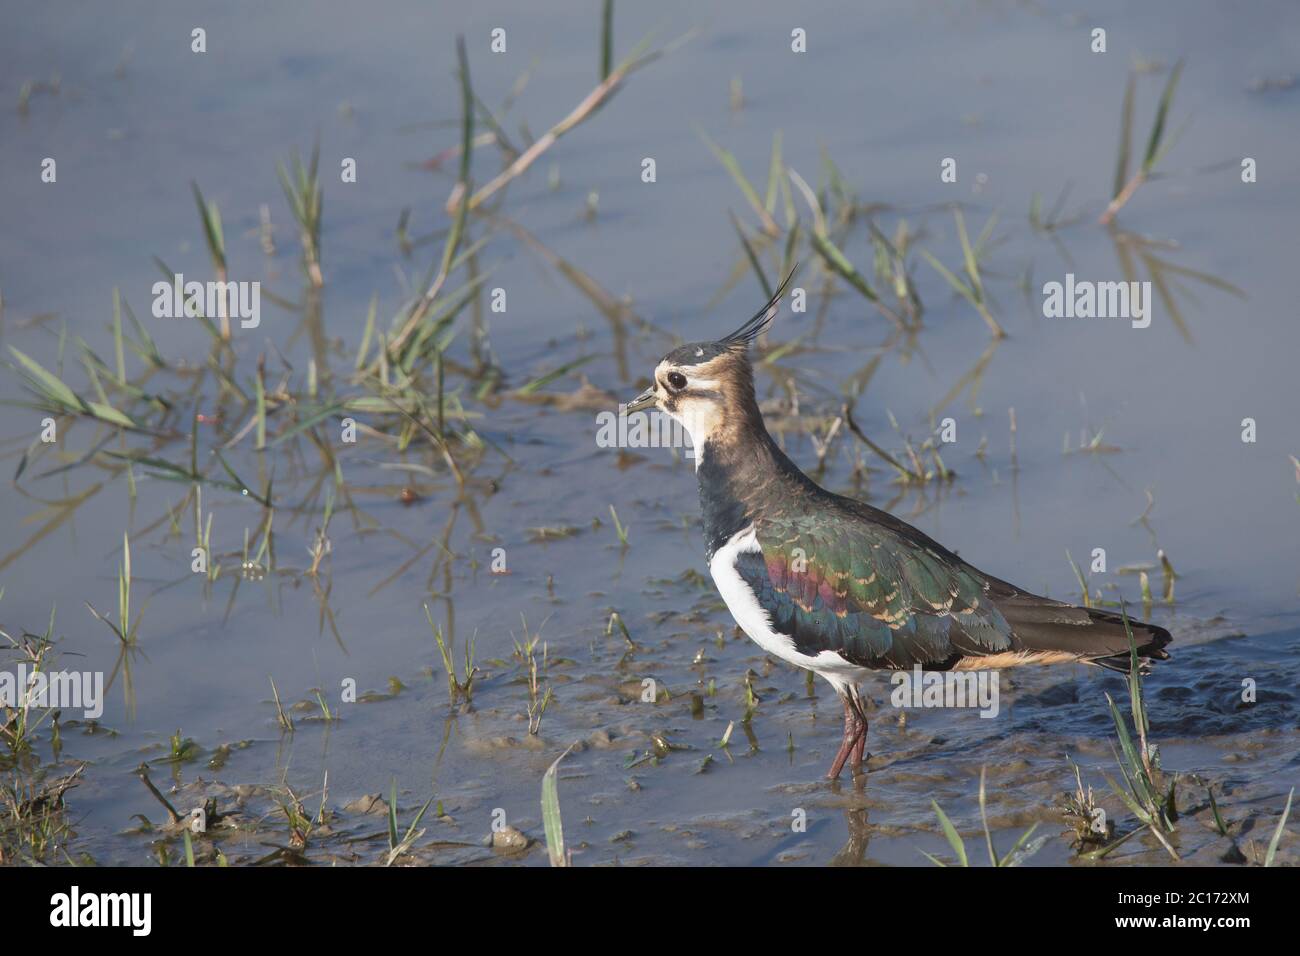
<box><xmin>427</xmin><ymin>605</ymin><xmax>477</xmax><ymax>705</ymax></box>
<box><xmin>1099</xmin><ymin>609</ymin><xmax>1180</xmax><ymax>859</ymax></box>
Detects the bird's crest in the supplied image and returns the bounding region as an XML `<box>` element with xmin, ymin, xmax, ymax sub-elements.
<box><xmin>716</xmin><ymin>266</ymin><xmax>798</xmax><ymax>352</ymax></box>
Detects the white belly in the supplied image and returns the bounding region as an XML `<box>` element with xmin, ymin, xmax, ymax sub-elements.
<box><xmin>709</xmin><ymin>525</ymin><xmax>872</xmax><ymax>695</ymax></box>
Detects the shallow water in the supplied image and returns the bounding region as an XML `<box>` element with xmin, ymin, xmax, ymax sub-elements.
<box><xmin>0</xmin><ymin>0</ymin><xmax>1297</xmax><ymax>865</ymax></box>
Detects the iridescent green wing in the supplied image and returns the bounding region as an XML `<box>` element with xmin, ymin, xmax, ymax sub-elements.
<box><xmin>737</xmin><ymin>510</ymin><xmax>1013</xmax><ymax>668</ymax></box>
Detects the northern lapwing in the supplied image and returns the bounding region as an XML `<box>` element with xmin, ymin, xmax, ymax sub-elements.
<box><xmin>625</xmin><ymin>275</ymin><xmax>1172</xmax><ymax>780</ymax></box>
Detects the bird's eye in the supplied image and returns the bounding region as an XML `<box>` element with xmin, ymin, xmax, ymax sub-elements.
<box><xmin>666</xmin><ymin>371</ymin><xmax>687</xmax><ymax>390</ymax></box>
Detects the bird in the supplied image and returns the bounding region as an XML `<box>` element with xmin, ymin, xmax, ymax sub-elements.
<box><xmin>624</xmin><ymin>273</ymin><xmax>1172</xmax><ymax>780</ymax></box>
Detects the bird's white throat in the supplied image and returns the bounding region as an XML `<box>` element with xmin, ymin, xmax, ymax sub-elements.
<box><xmin>660</xmin><ymin>393</ymin><xmax>722</xmax><ymax>471</ymax></box>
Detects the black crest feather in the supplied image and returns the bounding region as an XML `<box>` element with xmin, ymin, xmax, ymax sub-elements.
<box><xmin>717</xmin><ymin>266</ymin><xmax>798</xmax><ymax>351</ymax></box>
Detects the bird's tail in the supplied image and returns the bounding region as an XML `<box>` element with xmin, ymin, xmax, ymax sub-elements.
<box><xmin>1086</xmin><ymin>609</ymin><xmax>1172</xmax><ymax>674</ymax></box>
<box><xmin>1001</xmin><ymin>598</ymin><xmax>1172</xmax><ymax>674</ymax></box>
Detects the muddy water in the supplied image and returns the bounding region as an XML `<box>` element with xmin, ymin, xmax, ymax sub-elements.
<box><xmin>1</xmin><ymin>0</ymin><xmax>1297</xmax><ymax>865</ymax></box>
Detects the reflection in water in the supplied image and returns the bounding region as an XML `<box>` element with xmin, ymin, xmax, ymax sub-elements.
<box><xmin>829</xmin><ymin>804</ymin><xmax>872</xmax><ymax>867</ymax></box>
<box><xmin>828</xmin><ymin>769</ymin><xmax>874</xmax><ymax>866</ymax></box>
<box><xmin>1108</xmin><ymin>226</ymin><xmax>1247</xmax><ymax>345</ymax></box>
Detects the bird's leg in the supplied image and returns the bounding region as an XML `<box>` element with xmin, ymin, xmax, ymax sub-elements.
<box><xmin>826</xmin><ymin>693</ymin><xmax>864</xmax><ymax>780</ymax></box>
<box><xmin>847</xmin><ymin>688</ymin><xmax>868</xmax><ymax>775</ymax></box>
<box><xmin>849</xmin><ymin>727</ymin><xmax>867</xmax><ymax>773</ymax></box>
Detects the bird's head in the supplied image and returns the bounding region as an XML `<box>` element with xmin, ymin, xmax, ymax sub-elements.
<box><xmin>624</xmin><ymin>271</ymin><xmax>794</xmax><ymax>452</ymax></box>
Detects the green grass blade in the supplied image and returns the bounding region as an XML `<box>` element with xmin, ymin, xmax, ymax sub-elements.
<box><xmin>1102</xmin><ymin>769</ymin><xmax>1151</xmax><ymax>824</ymax></box>
<box><xmin>1208</xmin><ymin>787</ymin><xmax>1229</xmax><ymax>836</ymax></box>
<box><xmin>9</xmin><ymin>346</ymin><xmax>81</xmax><ymax>408</ymax></box>
<box><xmin>516</xmin><ymin>355</ymin><xmax>596</xmax><ymax>395</ymax></box>
<box><xmin>700</xmin><ymin>129</ymin><xmax>779</xmax><ymax>235</ymax></box>
<box><xmin>599</xmin><ymin>0</ymin><xmax>613</xmax><ymax>81</ymax></box>
<box><xmin>954</xmin><ymin>208</ymin><xmax>984</xmax><ymax>297</ymax></box>
<box><xmin>811</xmin><ymin>232</ymin><xmax>878</xmax><ymax>302</ymax></box>
<box><xmin>1142</xmin><ymin>60</ymin><xmax>1184</xmax><ymax>173</ymax></box>
<box><xmin>190</xmin><ymin>181</ymin><xmax>226</xmax><ymax>273</ymax></box>
<box><xmin>930</xmin><ymin>800</ymin><xmax>968</xmax><ymax>866</ymax></box>
<box><xmin>919</xmin><ymin>249</ymin><xmax>977</xmax><ymax>307</ymax></box>
<box><xmin>387</xmin><ymin>779</ymin><xmax>399</xmax><ymax>849</ymax></box>
<box><xmin>1106</xmin><ymin>692</ymin><xmax>1155</xmax><ymax>807</ymax></box>
<box><xmin>978</xmin><ymin>767</ymin><xmax>997</xmax><ymax>866</ymax></box>
<box><xmin>1264</xmin><ymin>787</ymin><xmax>1294</xmax><ymax>867</ymax></box>
<box><xmin>1077</xmin><ymin>825</ymin><xmax>1140</xmax><ymax>861</ymax></box>
<box><xmin>1113</xmin><ymin>74</ymin><xmax>1135</xmax><ymax>199</ymax></box>
<box><xmin>542</xmin><ymin>746</ymin><xmax>574</xmax><ymax>866</ymax></box>
<box><xmin>1000</xmin><ymin>823</ymin><xmax>1042</xmax><ymax>867</ymax></box>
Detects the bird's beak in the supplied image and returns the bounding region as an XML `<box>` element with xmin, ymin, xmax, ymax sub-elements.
<box><xmin>624</xmin><ymin>387</ymin><xmax>657</xmax><ymax>414</ymax></box>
